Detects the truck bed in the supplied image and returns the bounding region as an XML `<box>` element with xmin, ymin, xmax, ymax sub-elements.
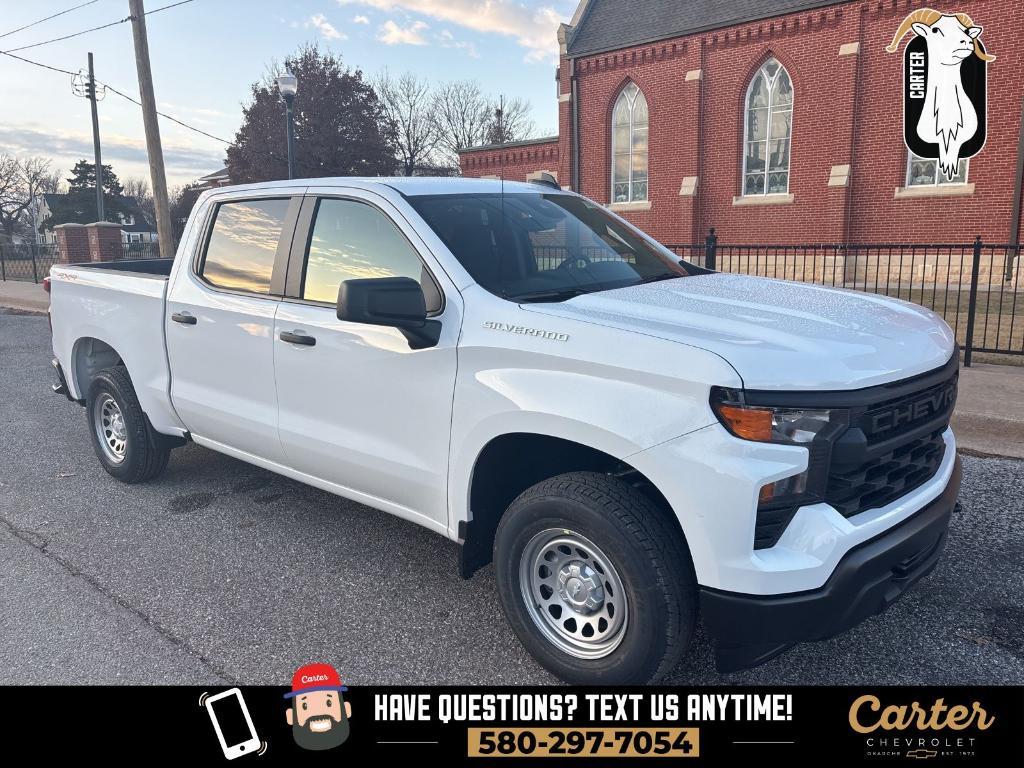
<box><xmin>62</xmin><ymin>258</ymin><xmax>175</xmax><ymax>277</ymax></box>
<box><xmin>48</xmin><ymin>259</ymin><xmax>185</xmax><ymax>436</ymax></box>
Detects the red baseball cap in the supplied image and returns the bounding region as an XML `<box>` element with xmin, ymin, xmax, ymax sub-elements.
<box><xmin>284</xmin><ymin>663</ymin><xmax>348</xmax><ymax>699</ymax></box>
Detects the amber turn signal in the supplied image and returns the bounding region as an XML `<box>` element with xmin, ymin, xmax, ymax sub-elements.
<box><xmin>713</xmin><ymin>403</ymin><xmax>773</xmax><ymax>442</ymax></box>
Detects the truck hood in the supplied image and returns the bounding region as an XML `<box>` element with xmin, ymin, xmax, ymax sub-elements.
<box><xmin>524</xmin><ymin>273</ymin><xmax>956</xmax><ymax>390</ymax></box>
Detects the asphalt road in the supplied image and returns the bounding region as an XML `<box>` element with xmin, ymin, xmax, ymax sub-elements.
<box><xmin>1</xmin><ymin>311</ymin><xmax>1022</xmax><ymax>685</ymax></box>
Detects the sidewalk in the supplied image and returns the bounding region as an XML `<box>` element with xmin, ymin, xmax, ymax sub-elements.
<box><xmin>0</xmin><ymin>280</ymin><xmax>48</xmax><ymax>313</ymax></box>
<box><xmin>952</xmin><ymin>363</ymin><xmax>1024</xmax><ymax>460</ymax></box>
<box><xmin>1</xmin><ymin>278</ymin><xmax>1021</xmax><ymax>458</ymax></box>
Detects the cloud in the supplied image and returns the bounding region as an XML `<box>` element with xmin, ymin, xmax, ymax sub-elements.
<box><xmin>436</xmin><ymin>29</ymin><xmax>479</xmax><ymax>58</ymax></box>
<box><xmin>309</xmin><ymin>13</ymin><xmax>347</xmax><ymax>40</ymax></box>
<box><xmin>337</xmin><ymin>0</ymin><xmax>565</xmax><ymax>62</ymax></box>
<box><xmin>378</xmin><ymin>19</ymin><xmax>428</xmax><ymax>46</ymax></box>
<box><xmin>353</xmin><ymin>14</ymin><xmax>370</xmax><ymax>24</ymax></box>
<box><xmin>0</xmin><ymin>123</ymin><xmax>224</xmax><ymax>178</ymax></box>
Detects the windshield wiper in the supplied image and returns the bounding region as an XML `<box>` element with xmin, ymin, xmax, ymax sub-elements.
<box><xmin>634</xmin><ymin>273</ymin><xmax>681</xmax><ymax>285</ymax></box>
<box><xmin>511</xmin><ymin>287</ymin><xmax>589</xmax><ymax>303</ymax></box>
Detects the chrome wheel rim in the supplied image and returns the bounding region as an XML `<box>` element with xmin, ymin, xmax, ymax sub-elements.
<box><xmin>94</xmin><ymin>394</ymin><xmax>127</xmax><ymax>464</ymax></box>
<box><xmin>519</xmin><ymin>529</ymin><xmax>628</xmax><ymax>659</ymax></box>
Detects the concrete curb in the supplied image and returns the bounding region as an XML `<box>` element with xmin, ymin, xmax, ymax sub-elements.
<box><xmin>0</xmin><ymin>304</ymin><xmax>46</xmax><ymax>316</ymax></box>
<box><xmin>0</xmin><ymin>281</ymin><xmax>49</xmax><ymax>314</ymax></box>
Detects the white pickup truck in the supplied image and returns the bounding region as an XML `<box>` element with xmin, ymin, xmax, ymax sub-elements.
<box><xmin>48</xmin><ymin>177</ymin><xmax>961</xmax><ymax>683</ymax></box>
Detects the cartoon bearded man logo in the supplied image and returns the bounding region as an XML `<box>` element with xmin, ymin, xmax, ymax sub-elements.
<box><xmin>284</xmin><ymin>663</ymin><xmax>352</xmax><ymax>751</ymax></box>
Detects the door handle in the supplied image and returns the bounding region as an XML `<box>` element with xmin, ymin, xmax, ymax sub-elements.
<box><xmin>171</xmin><ymin>312</ymin><xmax>197</xmax><ymax>325</ymax></box>
<box><xmin>280</xmin><ymin>330</ymin><xmax>316</xmax><ymax>346</ymax></box>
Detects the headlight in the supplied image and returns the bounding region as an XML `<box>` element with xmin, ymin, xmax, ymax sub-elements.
<box><xmin>710</xmin><ymin>387</ymin><xmax>849</xmax><ymax>507</ymax></box>
<box><xmin>710</xmin><ymin>388</ymin><xmax>841</xmax><ymax>445</ymax></box>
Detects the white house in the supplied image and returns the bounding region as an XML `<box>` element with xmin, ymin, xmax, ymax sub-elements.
<box><xmin>34</xmin><ymin>193</ymin><xmax>159</xmax><ymax>245</ymax></box>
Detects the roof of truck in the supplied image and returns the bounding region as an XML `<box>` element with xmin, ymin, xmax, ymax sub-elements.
<box><xmin>205</xmin><ymin>176</ymin><xmax>562</xmax><ymax>198</ymax></box>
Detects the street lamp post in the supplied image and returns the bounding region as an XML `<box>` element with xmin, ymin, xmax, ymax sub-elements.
<box><xmin>277</xmin><ymin>73</ymin><xmax>298</xmax><ymax>180</ymax></box>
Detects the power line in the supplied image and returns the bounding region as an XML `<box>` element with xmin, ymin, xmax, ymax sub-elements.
<box><xmin>2</xmin><ymin>16</ymin><xmax>131</xmax><ymax>54</ymax></box>
<box><xmin>0</xmin><ymin>1</ymin><xmax>99</xmax><ymax>40</ymax></box>
<box><xmin>0</xmin><ymin>48</ymin><xmax>229</xmax><ymax>145</ymax></box>
<box><xmin>1</xmin><ymin>0</ymin><xmax>196</xmax><ymax>54</ymax></box>
<box><xmin>146</xmin><ymin>0</ymin><xmax>196</xmax><ymax>17</ymax></box>
<box><xmin>100</xmin><ymin>81</ymin><xmax>231</xmax><ymax>144</ymax></box>
<box><xmin>0</xmin><ymin>49</ymin><xmax>77</xmax><ymax>76</ymax></box>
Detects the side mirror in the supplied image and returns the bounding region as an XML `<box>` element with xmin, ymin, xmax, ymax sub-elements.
<box><xmin>337</xmin><ymin>276</ymin><xmax>441</xmax><ymax>349</ymax></box>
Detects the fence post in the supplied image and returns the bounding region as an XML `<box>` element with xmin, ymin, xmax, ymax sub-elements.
<box><xmin>0</xmin><ymin>245</ymin><xmax>6</xmax><ymax>281</ymax></box>
<box><xmin>29</xmin><ymin>244</ymin><xmax>39</xmax><ymax>283</ymax></box>
<box><xmin>963</xmin><ymin>235</ymin><xmax>983</xmax><ymax>368</ymax></box>
<box><xmin>705</xmin><ymin>227</ymin><xmax>718</xmax><ymax>271</ymax></box>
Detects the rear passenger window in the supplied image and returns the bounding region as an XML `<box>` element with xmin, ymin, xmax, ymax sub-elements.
<box><xmin>201</xmin><ymin>199</ymin><xmax>291</xmax><ymax>294</ymax></box>
<box><xmin>302</xmin><ymin>198</ymin><xmax>441</xmax><ymax>311</ymax></box>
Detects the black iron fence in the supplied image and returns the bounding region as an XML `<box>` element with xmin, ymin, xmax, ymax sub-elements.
<box><xmin>4</xmin><ymin>234</ymin><xmax>1020</xmax><ymax>364</ymax></box>
<box><xmin>0</xmin><ymin>241</ymin><xmax>165</xmax><ymax>283</ymax></box>
<box><xmin>666</xmin><ymin>233</ymin><xmax>1023</xmax><ymax>365</ymax></box>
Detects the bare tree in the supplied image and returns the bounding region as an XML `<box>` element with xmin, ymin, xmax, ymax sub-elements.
<box><xmin>430</xmin><ymin>82</ymin><xmax>538</xmax><ymax>170</ymax></box>
<box><xmin>123</xmin><ymin>176</ymin><xmax>155</xmax><ymax>222</ymax></box>
<box><xmin>0</xmin><ymin>156</ymin><xmax>19</xmax><ymax>234</ymax></box>
<box><xmin>0</xmin><ymin>155</ymin><xmax>56</xmax><ymax>242</ymax></box>
<box><xmin>484</xmin><ymin>95</ymin><xmax>536</xmax><ymax>146</ymax></box>
<box><xmin>431</xmin><ymin>80</ymin><xmax>492</xmax><ymax>164</ymax></box>
<box><xmin>376</xmin><ymin>70</ymin><xmax>441</xmax><ymax>176</ymax></box>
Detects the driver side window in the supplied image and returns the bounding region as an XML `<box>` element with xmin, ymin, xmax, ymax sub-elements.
<box><xmin>302</xmin><ymin>198</ymin><xmax>442</xmax><ymax>311</ymax></box>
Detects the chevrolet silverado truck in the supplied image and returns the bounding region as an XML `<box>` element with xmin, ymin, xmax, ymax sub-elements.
<box><xmin>47</xmin><ymin>178</ymin><xmax>961</xmax><ymax>683</ymax></box>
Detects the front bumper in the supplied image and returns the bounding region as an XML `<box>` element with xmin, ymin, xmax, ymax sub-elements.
<box><xmin>701</xmin><ymin>454</ymin><xmax>962</xmax><ymax>672</ymax></box>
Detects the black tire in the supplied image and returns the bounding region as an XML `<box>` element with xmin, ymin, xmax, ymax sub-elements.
<box><xmin>86</xmin><ymin>366</ymin><xmax>171</xmax><ymax>484</ymax></box>
<box><xmin>494</xmin><ymin>471</ymin><xmax>697</xmax><ymax>684</ymax></box>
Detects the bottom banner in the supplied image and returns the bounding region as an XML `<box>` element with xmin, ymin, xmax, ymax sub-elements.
<box><xmin>9</xmin><ymin>685</ymin><xmax>1022</xmax><ymax>764</ymax></box>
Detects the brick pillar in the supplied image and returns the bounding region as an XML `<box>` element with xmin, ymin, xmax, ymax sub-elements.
<box><xmin>53</xmin><ymin>223</ymin><xmax>90</xmax><ymax>264</ymax></box>
<box><xmin>85</xmin><ymin>222</ymin><xmax>124</xmax><ymax>262</ymax></box>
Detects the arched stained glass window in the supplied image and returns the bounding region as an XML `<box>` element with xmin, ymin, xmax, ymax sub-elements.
<box><xmin>743</xmin><ymin>59</ymin><xmax>793</xmax><ymax>196</ymax></box>
<box><xmin>611</xmin><ymin>83</ymin><xmax>649</xmax><ymax>203</ymax></box>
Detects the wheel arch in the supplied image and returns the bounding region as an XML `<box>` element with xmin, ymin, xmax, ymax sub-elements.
<box><xmin>458</xmin><ymin>432</ymin><xmax>686</xmax><ymax>579</ymax></box>
<box><xmin>71</xmin><ymin>336</ymin><xmax>124</xmax><ymax>398</ymax></box>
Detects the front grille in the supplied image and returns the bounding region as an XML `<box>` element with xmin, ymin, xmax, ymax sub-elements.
<box><xmin>751</xmin><ymin>356</ymin><xmax>958</xmax><ymax>549</ymax></box>
<box><xmin>825</xmin><ymin>428</ymin><xmax>946</xmax><ymax>518</ymax></box>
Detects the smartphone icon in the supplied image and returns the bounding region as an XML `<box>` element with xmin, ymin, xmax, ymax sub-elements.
<box><xmin>205</xmin><ymin>688</ymin><xmax>262</xmax><ymax>760</ymax></box>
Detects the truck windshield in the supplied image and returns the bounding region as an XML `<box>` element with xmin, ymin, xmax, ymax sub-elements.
<box><xmin>408</xmin><ymin>192</ymin><xmax>691</xmax><ymax>302</ymax></box>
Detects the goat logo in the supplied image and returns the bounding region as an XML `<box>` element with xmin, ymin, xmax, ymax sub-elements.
<box><xmin>886</xmin><ymin>9</ymin><xmax>995</xmax><ymax>180</ymax></box>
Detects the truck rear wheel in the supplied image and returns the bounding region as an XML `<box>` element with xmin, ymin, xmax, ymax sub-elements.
<box><xmin>494</xmin><ymin>471</ymin><xmax>697</xmax><ymax>684</ymax></box>
<box><xmin>86</xmin><ymin>366</ymin><xmax>170</xmax><ymax>484</ymax></box>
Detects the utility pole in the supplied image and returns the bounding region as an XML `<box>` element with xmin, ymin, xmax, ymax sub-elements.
<box><xmin>72</xmin><ymin>53</ymin><xmax>107</xmax><ymax>220</ymax></box>
<box><xmin>127</xmin><ymin>0</ymin><xmax>173</xmax><ymax>259</ymax></box>
<box><xmin>87</xmin><ymin>53</ymin><xmax>104</xmax><ymax>221</ymax></box>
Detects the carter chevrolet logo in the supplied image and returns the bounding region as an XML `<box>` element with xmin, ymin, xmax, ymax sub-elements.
<box><xmin>483</xmin><ymin>321</ymin><xmax>570</xmax><ymax>342</ymax></box>
<box><xmin>870</xmin><ymin>383</ymin><xmax>956</xmax><ymax>433</ymax></box>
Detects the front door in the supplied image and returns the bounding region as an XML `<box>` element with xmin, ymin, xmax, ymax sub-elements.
<box><xmin>273</xmin><ymin>191</ymin><xmax>460</xmax><ymax>529</ymax></box>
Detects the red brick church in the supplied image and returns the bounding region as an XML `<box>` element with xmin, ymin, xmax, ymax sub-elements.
<box><xmin>458</xmin><ymin>0</ymin><xmax>1024</xmax><ymax>246</ymax></box>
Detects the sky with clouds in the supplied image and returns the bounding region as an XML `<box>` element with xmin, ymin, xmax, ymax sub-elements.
<box><xmin>0</xmin><ymin>0</ymin><xmax>575</xmax><ymax>188</ymax></box>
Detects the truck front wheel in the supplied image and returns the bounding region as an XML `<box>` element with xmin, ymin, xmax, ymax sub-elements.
<box><xmin>86</xmin><ymin>367</ymin><xmax>170</xmax><ymax>484</ymax></box>
<box><xmin>494</xmin><ymin>472</ymin><xmax>697</xmax><ymax>684</ymax></box>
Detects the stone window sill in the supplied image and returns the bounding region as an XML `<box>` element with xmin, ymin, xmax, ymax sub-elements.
<box><xmin>894</xmin><ymin>183</ymin><xmax>975</xmax><ymax>200</ymax></box>
<box><xmin>732</xmin><ymin>193</ymin><xmax>794</xmax><ymax>206</ymax></box>
<box><xmin>608</xmin><ymin>200</ymin><xmax>652</xmax><ymax>212</ymax></box>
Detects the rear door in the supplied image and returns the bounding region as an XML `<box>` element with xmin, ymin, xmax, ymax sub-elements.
<box><xmin>272</xmin><ymin>188</ymin><xmax>461</xmax><ymax>530</ymax></box>
<box><xmin>166</xmin><ymin>193</ymin><xmax>302</xmax><ymax>463</ymax></box>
